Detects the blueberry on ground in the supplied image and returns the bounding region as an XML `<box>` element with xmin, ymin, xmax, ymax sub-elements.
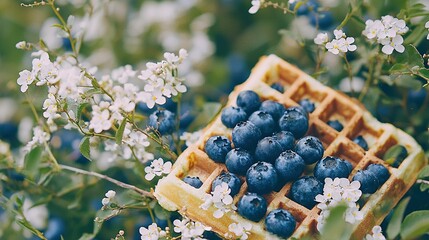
<box><xmin>295</xmin><ymin>136</ymin><xmax>324</xmax><ymax>165</ymax></box>
<box><xmin>148</xmin><ymin>109</ymin><xmax>176</xmax><ymax>135</ymax></box>
<box><xmin>290</xmin><ymin>176</ymin><xmax>324</xmax><ymax>209</ymax></box>
<box><xmin>327</xmin><ymin>119</ymin><xmax>344</xmax><ymax>132</ymax></box>
<box><xmin>353</xmin><ymin>135</ymin><xmax>368</xmax><ymax>151</ymax></box>
<box><xmin>259</xmin><ymin>100</ymin><xmax>286</xmax><ymax>121</ymax></box>
<box><xmin>352</xmin><ymin>170</ymin><xmax>380</xmax><ymax>194</ymax></box>
<box><xmin>212</xmin><ymin>172</ymin><xmax>242</xmax><ymax>196</ymax></box>
<box><xmin>367</xmin><ymin>163</ymin><xmax>390</xmax><ymax>184</ymax></box>
<box><xmin>255</xmin><ymin>136</ymin><xmax>284</xmax><ymax>163</ymax></box>
<box><xmin>237</xmin><ymin>90</ymin><xmax>261</xmax><ymax>114</ymax></box>
<box><xmin>232</xmin><ymin>121</ymin><xmax>262</xmax><ymax>150</ymax></box>
<box><xmin>279</xmin><ymin>108</ymin><xmax>309</xmax><ymax>138</ymax></box>
<box><xmin>273</xmin><ymin>131</ymin><xmax>295</xmax><ymax>151</ymax></box>
<box><xmin>265</xmin><ymin>209</ymin><xmax>296</xmax><ymax>238</ymax></box>
<box><xmin>246</xmin><ymin>162</ymin><xmax>278</xmax><ymax>195</ymax></box>
<box><xmin>204</xmin><ymin>136</ymin><xmax>232</xmax><ymax>163</ymax></box>
<box><xmin>299</xmin><ymin>98</ymin><xmax>315</xmax><ymax>113</ymax></box>
<box><xmin>237</xmin><ymin>192</ymin><xmax>268</xmax><ymax>222</ymax></box>
<box><xmin>221</xmin><ymin>106</ymin><xmax>248</xmax><ymax>128</ymax></box>
<box><xmin>271</xmin><ymin>83</ymin><xmax>284</xmax><ymax>93</ymax></box>
<box><xmin>183</xmin><ymin>176</ymin><xmax>203</xmax><ymax>188</ymax></box>
<box><xmin>313</xmin><ymin>156</ymin><xmax>351</xmax><ymax>182</ymax></box>
<box><xmin>275</xmin><ymin>150</ymin><xmax>305</xmax><ymax>183</ymax></box>
<box><xmin>248</xmin><ymin>111</ymin><xmax>276</xmax><ymax>137</ymax></box>
<box><xmin>225</xmin><ymin>148</ymin><xmax>254</xmax><ymax>176</ymax></box>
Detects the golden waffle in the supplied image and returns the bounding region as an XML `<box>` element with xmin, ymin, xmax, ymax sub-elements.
<box><xmin>154</xmin><ymin>55</ymin><xmax>427</xmax><ymax>239</ymax></box>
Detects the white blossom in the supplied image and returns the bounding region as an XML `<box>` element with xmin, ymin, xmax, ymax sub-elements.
<box><xmin>249</xmin><ymin>0</ymin><xmax>261</xmax><ymax>14</ymax></box>
<box><xmin>173</xmin><ymin>216</ymin><xmax>211</xmax><ymax>239</ymax></box>
<box><xmin>200</xmin><ymin>182</ymin><xmax>237</xmax><ymax>218</ymax></box>
<box><xmin>24</xmin><ymin>126</ymin><xmax>50</xmax><ymax>152</ymax></box>
<box><xmin>0</xmin><ymin>141</ymin><xmax>10</xmax><ymax>155</ymax></box>
<box><xmin>17</xmin><ymin>70</ymin><xmax>34</xmax><ymax>92</ymax></box>
<box><xmin>101</xmin><ymin>190</ymin><xmax>116</xmax><ymax>206</ymax></box>
<box><xmin>426</xmin><ymin>21</ymin><xmax>429</xmax><ymax>40</ymax></box>
<box><xmin>180</xmin><ymin>130</ymin><xmax>203</xmax><ymax>147</ymax></box>
<box><xmin>365</xmin><ymin>226</ymin><xmax>386</xmax><ymax>240</ymax></box>
<box><xmin>89</xmin><ymin>109</ymin><xmax>112</xmax><ymax>133</ymax></box>
<box><xmin>139</xmin><ymin>223</ymin><xmax>166</xmax><ymax>240</ymax></box>
<box><xmin>144</xmin><ymin>158</ymin><xmax>172</xmax><ymax>181</ymax></box>
<box><xmin>16</xmin><ymin>41</ymin><xmax>27</xmax><ymax>49</ymax></box>
<box><xmin>380</xmin><ymin>35</ymin><xmax>405</xmax><ymax>55</ymax></box>
<box><xmin>314</xmin><ymin>33</ymin><xmax>329</xmax><ymax>45</ymax></box>
<box><xmin>227</xmin><ymin>222</ymin><xmax>252</xmax><ymax>240</ymax></box>
<box><xmin>325</xmin><ymin>30</ymin><xmax>356</xmax><ymax>55</ymax></box>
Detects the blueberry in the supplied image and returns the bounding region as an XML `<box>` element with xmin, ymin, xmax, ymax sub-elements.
<box><xmin>248</xmin><ymin>111</ymin><xmax>276</xmax><ymax>137</ymax></box>
<box><xmin>290</xmin><ymin>176</ymin><xmax>323</xmax><ymax>209</ymax></box>
<box><xmin>271</xmin><ymin>83</ymin><xmax>284</xmax><ymax>93</ymax></box>
<box><xmin>265</xmin><ymin>209</ymin><xmax>296</xmax><ymax>238</ymax></box>
<box><xmin>237</xmin><ymin>192</ymin><xmax>268</xmax><ymax>222</ymax></box>
<box><xmin>279</xmin><ymin>108</ymin><xmax>309</xmax><ymax>138</ymax></box>
<box><xmin>204</xmin><ymin>136</ymin><xmax>232</xmax><ymax>163</ymax></box>
<box><xmin>353</xmin><ymin>135</ymin><xmax>368</xmax><ymax>151</ymax></box>
<box><xmin>183</xmin><ymin>176</ymin><xmax>203</xmax><ymax>188</ymax></box>
<box><xmin>212</xmin><ymin>172</ymin><xmax>242</xmax><ymax>196</ymax></box>
<box><xmin>255</xmin><ymin>136</ymin><xmax>284</xmax><ymax>163</ymax></box>
<box><xmin>352</xmin><ymin>170</ymin><xmax>380</xmax><ymax>194</ymax></box>
<box><xmin>246</xmin><ymin>162</ymin><xmax>278</xmax><ymax>195</ymax></box>
<box><xmin>259</xmin><ymin>100</ymin><xmax>286</xmax><ymax>121</ymax></box>
<box><xmin>367</xmin><ymin>163</ymin><xmax>390</xmax><ymax>184</ymax></box>
<box><xmin>314</xmin><ymin>156</ymin><xmax>351</xmax><ymax>182</ymax></box>
<box><xmin>288</xmin><ymin>106</ymin><xmax>309</xmax><ymax>118</ymax></box>
<box><xmin>148</xmin><ymin>109</ymin><xmax>176</xmax><ymax>135</ymax></box>
<box><xmin>309</xmin><ymin>11</ymin><xmax>334</xmax><ymax>30</ymax></box>
<box><xmin>407</xmin><ymin>89</ymin><xmax>427</xmax><ymax>111</ymax></box>
<box><xmin>343</xmin><ymin>159</ymin><xmax>353</xmax><ymax>173</ymax></box>
<box><xmin>221</xmin><ymin>106</ymin><xmax>248</xmax><ymax>128</ymax></box>
<box><xmin>237</xmin><ymin>90</ymin><xmax>261</xmax><ymax>114</ymax></box>
<box><xmin>232</xmin><ymin>121</ymin><xmax>262</xmax><ymax>150</ymax></box>
<box><xmin>179</xmin><ymin>103</ymin><xmax>195</xmax><ymax>129</ymax></box>
<box><xmin>291</xmin><ymin>0</ymin><xmax>319</xmax><ymax>15</ymax></box>
<box><xmin>295</xmin><ymin>136</ymin><xmax>324</xmax><ymax>165</ymax></box>
<box><xmin>0</xmin><ymin>122</ymin><xmax>19</xmax><ymax>148</ymax></box>
<box><xmin>384</xmin><ymin>145</ymin><xmax>408</xmax><ymax>168</ymax></box>
<box><xmin>225</xmin><ymin>148</ymin><xmax>254</xmax><ymax>175</ymax></box>
<box><xmin>273</xmin><ymin>131</ymin><xmax>295</xmax><ymax>151</ymax></box>
<box><xmin>299</xmin><ymin>98</ymin><xmax>315</xmax><ymax>113</ymax></box>
<box><xmin>275</xmin><ymin>150</ymin><xmax>305</xmax><ymax>183</ymax></box>
<box><xmin>327</xmin><ymin>119</ymin><xmax>344</xmax><ymax>132</ymax></box>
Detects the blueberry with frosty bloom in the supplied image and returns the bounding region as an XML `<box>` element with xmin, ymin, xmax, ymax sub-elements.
<box><xmin>148</xmin><ymin>109</ymin><xmax>176</xmax><ymax>135</ymax></box>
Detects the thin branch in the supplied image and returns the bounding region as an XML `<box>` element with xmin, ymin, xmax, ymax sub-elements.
<box><xmin>59</xmin><ymin>164</ymin><xmax>155</xmax><ymax>198</ymax></box>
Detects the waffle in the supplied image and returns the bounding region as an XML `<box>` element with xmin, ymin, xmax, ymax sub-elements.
<box><xmin>154</xmin><ymin>55</ymin><xmax>427</xmax><ymax>239</ymax></box>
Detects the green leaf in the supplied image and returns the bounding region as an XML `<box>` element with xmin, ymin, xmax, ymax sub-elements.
<box><xmin>404</xmin><ymin>24</ymin><xmax>427</xmax><ymax>46</ymax></box>
<box><xmin>418</xmin><ymin>165</ymin><xmax>429</xmax><ymax>179</ymax></box>
<box><xmin>383</xmin><ymin>145</ymin><xmax>408</xmax><ymax>167</ymax></box>
<box><xmin>321</xmin><ymin>204</ymin><xmax>353</xmax><ymax>240</ymax></box>
<box><xmin>188</xmin><ymin>102</ymin><xmax>222</xmax><ymax>131</ymax></box>
<box><xmin>387</xmin><ymin>197</ymin><xmax>410</xmax><ymax>239</ymax></box>
<box><xmin>79</xmin><ymin>137</ymin><xmax>91</xmax><ymax>161</ymax></box>
<box><xmin>77</xmin><ymin>102</ymin><xmax>90</xmax><ymax>120</ymax></box>
<box><xmin>390</xmin><ymin>63</ymin><xmax>408</xmax><ymax>72</ymax></box>
<box><xmin>24</xmin><ymin>146</ymin><xmax>42</xmax><ymax>174</ymax></box>
<box><xmin>115</xmin><ymin>118</ymin><xmax>127</xmax><ymax>145</ymax></box>
<box><xmin>400</xmin><ymin>210</ymin><xmax>429</xmax><ymax>239</ymax></box>
<box><xmin>391</xmin><ymin>74</ymin><xmax>422</xmax><ymax>89</ymax></box>
<box><xmin>420</xmin><ymin>183</ymin><xmax>429</xmax><ymax>192</ymax></box>
<box><xmin>395</xmin><ymin>45</ymin><xmax>424</xmax><ymax>68</ymax></box>
<box><xmin>418</xmin><ymin>68</ymin><xmax>429</xmax><ymax>82</ymax></box>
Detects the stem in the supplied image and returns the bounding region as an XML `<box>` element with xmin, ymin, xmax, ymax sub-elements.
<box><xmin>263</xmin><ymin>1</ymin><xmax>294</xmax><ymax>14</ymax></box>
<box><xmin>43</xmin><ymin>141</ymin><xmax>60</xmax><ymax>172</ymax></box>
<box><xmin>147</xmin><ymin>206</ymin><xmax>156</xmax><ymax>222</ymax></box>
<box><xmin>359</xmin><ymin>55</ymin><xmax>384</xmax><ymax>101</ymax></box>
<box><xmin>174</xmin><ymin>94</ymin><xmax>182</xmax><ymax>155</ymax></box>
<box><xmin>59</xmin><ymin>164</ymin><xmax>155</xmax><ymax>198</ymax></box>
<box><xmin>315</xmin><ymin>49</ymin><xmax>326</xmax><ymax>74</ymax></box>
<box><xmin>343</xmin><ymin>55</ymin><xmax>355</xmax><ymax>96</ymax></box>
<box><xmin>25</xmin><ymin>93</ymin><xmax>41</xmax><ymax>124</ymax></box>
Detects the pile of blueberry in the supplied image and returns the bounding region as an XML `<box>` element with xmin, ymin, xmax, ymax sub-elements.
<box><xmin>185</xmin><ymin>90</ymin><xmax>390</xmax><ymax>238</ymax></box>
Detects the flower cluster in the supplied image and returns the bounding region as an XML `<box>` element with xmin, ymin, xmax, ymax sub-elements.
<box><xmin>173</xmin><ymin>216</ymin><xmax>211</xmax><ymax>240</ymax></box>
<box><xmin>225</xmin><ymin>222</ymin><xmax>252</xmax><ymax>240</ymax></box>
<box><xmin>139</xmin><ymin>223</ymin><xmax>166</xmax><ymax>240</ymax></box>
<box><xmin>365</xmin><ymin>226</ymin><xmax>386</xmax><ymax>240</ymax></box>
<box><xmin>362</xmin><ymin>15</ymin><xmax>408</xmax><ymax>55</ymax></box>
<box><xmin>200</xmin><ymin>182</ymin><xmax>237</xmax><ymax>218</ymax></box>
<box><xmin>24</xmin><ymin>126</ymin><xmax>51</xmax><ymax>153</ymax></box>
<box><xmin>101</xmin><ymin>190</ymin><xmax>116</xmax><ymax>206</ymax></box>
<box><xmin>137</xmin><ymin>49</ymin><xmax>188</xmax><ymax>109</ymax></box>
<box><xmin>315</xmin><ymin>30</ymin><xmax>357</xmax><ymax>55</ymax></box>
<box><xmin>180</xmin><ymin>130</ymin><xmax>203</xmax><ymax>147</ymax></box>
<box><xmin>315</xmin><ymin>178</ymin><xmax>363</xmax><ymax>231</ymax></box>
<box><xmin>144</xmin><ymin>158</ymin><xmax>172</xmax><ymax>181</ymax></box>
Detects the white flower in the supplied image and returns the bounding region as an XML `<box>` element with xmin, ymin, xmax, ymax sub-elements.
<box><xmin>111</xmin><ymin>65</ymin><xmax>136</xmax><ymax>83</ymax></box>
<box><xmin>144</xmin><ymin>158</ymin><xmax>172</xmax><ymax>181</ymax></box>
<box><xmin>101</xmin><ymin>190</ymin><xmax>116</xmax><ymax>206</ymax></box>
<box><xmin>17</xmin><ymin>70</ymin><xmax>34</xmax><ymax>92</ymax></box>
<box><xmin>426</xmin><ymin>21</ymin><xmax>429</xmax><ymax>39</ymax></box>
<box><xmin>139</xmin><ymin>223</ymin><xmax>166</xmax><ymax>240</ymax></box>
<box><xmin>0</xmin><ymin>141</ymin><xmax>10</xmax><ymax>155</ymax></box>
<box><xmin>325</xmin><ymin>30</ymin><xmax>356</xmax><ymax>54</ymax></box>
<box><xmin>380</xmin><ymin>35</ymin><xmax>405</xmax><ymax>55</ymax></box>
<box><xmin>344</xmin><ymin>202</ymin><xmax>364</xmax><ymax>223</ymax></box>
<box><xmin>16</xmin><ymin>41</ymin><xmax>27</xmax><ymax>49</ymax></box>
<box><xmin>249</xmin><ymin>0</ymin><xmax>261</xmax><ymax>14</ymax></box>
<box><xmin>345</xmin><ymin>37</ymin><xmax>357</xmax><ymax>52</ymax></box>
<box><xmin>173</xmin><ymin>217</ymin><xmax>211</xmax><ymax>239</ymax></box>
<box><xmin>333</xmin><ymin>29</ymin><xmax>345</xmax><ymax>39</ymax></box>
<box><xmin>200</xmin><ymin>182</ymin><xmax>237</xmax><ymax>218</ymax></box>
<box><xmin>24</xmin><ymin>126</ymin><xmax>50</xmax><ymax>152</ymax></box>
<box><xmin>314</xmin><ymin>33</ymin><xmax>329</xmax><ymax>45</ymax></box>
<box><xmin>180</xmin><ymin>130</ymin><xmax>202</xmax><ymax>147</ymax></box>
<box><xmin>89</xmin><ymin>109</ymin><xmax>112</xmax><ymax>133</ymax></box>
<box><xmin>365</xmin><ymin>226</ymin><xmax>386</xmax><ymax>240</ymax></box>
<box><xmin>228</xmin><ymin>222</ymin><xmax>252</xmax><ymax>240</ymax></box>
<box><xmin>326</xmin><ymin>39</ymin><xmax>342</xmax><ymax>55</ymax></box>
